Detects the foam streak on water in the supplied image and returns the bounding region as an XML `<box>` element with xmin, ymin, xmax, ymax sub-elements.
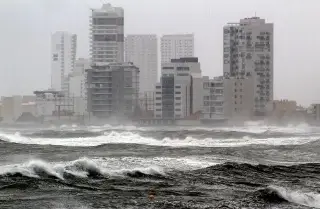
<box><xmin>0</xmin><ymin>130</ymin><xmax>319</xmax><ymax>147</ymax></box>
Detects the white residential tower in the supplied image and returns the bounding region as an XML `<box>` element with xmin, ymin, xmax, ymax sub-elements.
<box><xmin>223</xmin><ymin>17</ymin><xmax>273</xmax><ymax>118</ymax></box>
<box><xmin>160</xmin><ymin>34</ymin><xmax>194</xmax><ymax>63</ymax></box>
<box><xmin>51</xmin><ymin>31</ymin><xmax>77</xmax><ymax>91</ymax></box>
<box><xmin>125</xmin><ymin>35</ymin><xmax>158</xmax><ymax>94</ymax></box>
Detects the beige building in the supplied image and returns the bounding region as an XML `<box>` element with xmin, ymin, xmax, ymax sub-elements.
<box><xmin>0</xmin><ymin>96</ymin><xmax>23</xmax><ymax>123</ymax></box>
<box><xmin>270</xmin><ymin>100</ymin><xmax>297</xmax><ymax>118</ymax></box>
<box><xmin>311</xmin><ymin>104</ymin><xmax>320</xmax><ymax>121</ymax></box>
<box><xmin>0</xmin><ymin>103</ymin><xmax>2</xmax><ymax>121</ymax></box>
<box><xmin>223</xmin><ymin>77</ymin><xmax>255</xmax><ymax>119</ymax></box>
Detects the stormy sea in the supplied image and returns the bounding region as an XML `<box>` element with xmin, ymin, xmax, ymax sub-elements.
<box><xmin>0</xmin><ymin>123</ymin><xmax>319</xmax><ymax>209</ymax></box>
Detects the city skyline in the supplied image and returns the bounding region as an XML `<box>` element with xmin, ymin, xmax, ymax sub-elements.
<box><xmin>0</xmin><ymin>0</ymin><xmax>320</xmax><ymax>106</ymax></box>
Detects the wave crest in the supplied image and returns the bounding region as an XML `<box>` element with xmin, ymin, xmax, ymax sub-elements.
<box><xmin>0</xmin><ymin>157</ymin><xmax>167</xmax><ymax>181</ymax></box>
<box><xmin>267</xmin><ymin>186</ymin><xmax>320</xmax><ymax>208</ymax></box>
<box><xmin>1</xmin><ymin>130</ymin><xmax>318</xmax><ymax>148</ymax></box>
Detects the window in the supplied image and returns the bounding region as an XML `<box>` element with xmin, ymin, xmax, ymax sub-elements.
<box><xmin>175</xmin><ymin>86</ymin><xmax>181</xmax><ymax>88</ymax></box>
<box><xmin>177</xmin><ymin>67</ymin><xmax>189</xmax><ymax>71</ymax></box>
<box><xmin>204</xmin><ymin>96</ymin><xmax>210</xmax><ymax>100</ymax></box>
<box><xmin>175</xmin><ymin>92</ymin><xmax>181</xmax><ymax>94</ymax></box>
<box><xmin>162</xmin><ymin>66</ymin><xmax>174</xmax><ymax>70</ymax></box>
<box><xmin>156</xmin><ymin>109</ymin><xmax>162</xmax><ymax>111</ymax></box>
<box><xmin>177</xmin><ymin>73</ymin><xmax>189</xmax><ymax>76</ymax></box>
<box><xmin>175</xmin><ymin>97</ymin><xmax>181</xmax><ymax>100</ymax></box>
<box><xmin>175</xmin><ymin>103</ymin><xmax>181</xmax><ymax>106</ymax></box>
<box><xmin>156</xmin><ymin>92</ymin><xmax>161</xmax><ymax>94</ymax></box>
<box><xmin>175</xmin><ymin>108</ymin><xmax>181</xmax><ymax>111</ymax></box>
<box><xmin>156</xmin><ymin>103</ymin><xmax>161</xmax><ymax>106</ymax></box>
<box><xmin>156</xmin><ymin>115</ymin><xmax>161</xmax><ymax>118</ymax></box>
<box><xmin>156</xmin><ymin>86</ymin><xmax>161</xmax><ymax>89</ymax></box>
<box><xmin>156</xmin><ymin>97</ymin><xmax>161</xmax><ymax>100</ymax></box>
<box><xmin>175</xmin><ymin>115</ymin><xmax>181</xmax><ymax>118</ymax></box>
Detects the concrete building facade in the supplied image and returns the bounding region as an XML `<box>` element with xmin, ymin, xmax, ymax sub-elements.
<box><xmin>125</xmin><ymin>35</ymin><xmax>158</xmax><ymax>94</ymax></box>
<box><xmin>90</xmin><ymin>4</ymin><xmax>124</xmax><ymax>64</ymax></box>
<box><xmin>154</xmin><ymin>57</ymin><xmax>202</xmax><ymax>119</ymax></box>
<box><xmin>223</xmin><ymin>77</ymin><xmax>255</xmax><ymax>119</ymax></box>
<box><xmin>86</xmin><ymin>63</ymin><xmax>139</xmax><ymax>118</ymax></box>
<box><xmin>51</xmin><ymin>31</ymin><xmax>77</xmax><ymax>91</ymax></box>
<box><xmin>202</xmin><ymin>76</ymin><xmax>225</xmax><ymax>120</ymax></box>
<box><xmin>160</xmin><ymin>34</ymin><xmax>194</xmax><ymax>64</ymax></box>
<box><xmin>0</xmin><ymin>96</ymin><xmax>23</xmax><ymax>123</ymax></box>
<box><xmin>223</xmin><ymin>17</ymin><xmax>273</xmax><ymax>117</ymax></box>
<box><xmin>34</xmin><ymin>90</ymin><xmax>74</xmax><ymax>118</ymax></box>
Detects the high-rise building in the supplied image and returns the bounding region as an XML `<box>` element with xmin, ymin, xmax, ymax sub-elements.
<box><xmin>125</xmin><ymin>35</ymin><xmax>158</xmax><ymax>94</ymax></box>
<box><xmin>86</xmin><ymin>63</ymin><xmax>139</xmax><ymax>118</ymax></box>
<box><xmin>90</xmin><ymin>4</ymin><xmax>124</xmax><ymax>64</ymax></box>
<box><xmin>160</xmin><ymin>34</ymin><xmax>194</xmax><ymax>63</ymax></box>
<box><xmin>51</xmin><ymin>31</ymin><xmax>77</xmax><ymax>91</ymax></box>
<box><xmin>223</xmin><ymin>17</ymin><xmax>273</xmax><ymax>117</ymax></box>
<box><xmin>154</xmin><ymin>57</ymin><xmax>202</xmax><ymax>119</ymax></box>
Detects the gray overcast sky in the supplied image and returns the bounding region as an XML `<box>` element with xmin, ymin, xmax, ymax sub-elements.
<box><xmin>0</xmin><ymin>0</ymin><xmax>319</xmax><ymax>106</ymax></box>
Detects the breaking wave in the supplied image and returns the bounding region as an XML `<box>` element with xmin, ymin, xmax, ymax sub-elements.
<box><xmin>266</xmin><ymin>186</ymin><xmax>320</xmax><ymax>208</ymax></box>
<box><xmin>0</xmin><ymin>130</ymin><xmax>318</xmax><ymax>147</ymax></box>
<box><xmin>0</xmin><ymin>157</ymin><xmax>166</xmax><ymax>181</ymax></box>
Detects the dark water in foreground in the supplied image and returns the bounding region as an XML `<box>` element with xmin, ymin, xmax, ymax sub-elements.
<box><xmin>0</xmin><ymin>124</ymin><xmax>319</xmax><ymax>209</ymax></box>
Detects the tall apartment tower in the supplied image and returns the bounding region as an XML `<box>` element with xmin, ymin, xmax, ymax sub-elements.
<box><xmin>223</xmin><ymin>17</ymin><xmax>273</xmax><ymax>118</ymax></box>
<box><xmin>160</xmin><ymin>34</ymin><xmax>194</xmax><ymax>64</ymax></box>
<box><xmin>125</xmin><ymin>35</ymin><xmax>158</xmax><ymax>94</ymax></box>
<box><xmin>51</xmin><ymin>31</ymin><xmax>77</xmax><ymax>91</ymax></box>
<box><xmin>90</xmin><ymin>4</ymin><xmax>124</xmax><ymax>64</ymax></box>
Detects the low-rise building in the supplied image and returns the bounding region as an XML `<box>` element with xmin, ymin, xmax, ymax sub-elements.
<box><xmin>223</xmin><ymin>76</ymin><xmax>255</xmax><ymax>120</ymax></box>
<box><xmin>311</xmin><ymin>104</ymin><xmax>320</xmax><ymax>121</ymax></box>
<box><xmin>270</xmin><ymin>100</ymin><xmax>297</xmax><ymax>118</ymax></box>
<box><xmin>0</xmin><ymin>96</ymin><xmax>23</xmax><ymax>123</ymax></box>
<box><xmin>34</xmin><ymin>90</ymin><xmax>74</xmax><ymax>121</ymax></box>
<box><xmin>202</xmin><ymin>76</ymin><xmax>225</xmax><ymax>121</ymax></box>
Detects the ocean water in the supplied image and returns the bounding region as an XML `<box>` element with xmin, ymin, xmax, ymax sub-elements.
<box><xmin>0</xmin><ymin>123</ymin><xmax>319</xmax><ymax>209</ymax></box>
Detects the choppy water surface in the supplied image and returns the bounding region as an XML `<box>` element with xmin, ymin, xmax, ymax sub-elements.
<box><xmin>0</xmin><ymin>123</ymin><xmax>319</xmax><ymax>209</ymax></box>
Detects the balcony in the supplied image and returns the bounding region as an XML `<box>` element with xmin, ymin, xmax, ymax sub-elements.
<box><xmin>92</xmin><ymin>103</ymin><xmax>112</xmax><ymax>106</ymax></box>
<box><xmin>92</xmin><ymin>109</ymin><xmax>112</xmax><ymax>112</ymax></box>
<box><xmin>92</xmin><ymin>91</ymin><xmax>112</xmax><ymax>95</ymax></box>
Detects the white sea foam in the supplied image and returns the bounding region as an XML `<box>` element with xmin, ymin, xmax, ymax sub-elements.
<box><xmin>0</xmin><ymin>156</ymin><xmax>216</xmax><ymax>179</ymax></box>
<box><xmin>270</xmin><ymin>185</ymin><xmax>320</xmax><ymax>208</ymax></box>
<box><xmin>0</xmin><ymin>130</ymin><xmax>318</xmax><ymax>147</ymax></box>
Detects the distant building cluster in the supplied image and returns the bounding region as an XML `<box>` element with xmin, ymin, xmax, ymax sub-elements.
<box><xmin>0</xmin><ymin>3</ymin><xmax>319</xmax><ymax>125</ymax></box>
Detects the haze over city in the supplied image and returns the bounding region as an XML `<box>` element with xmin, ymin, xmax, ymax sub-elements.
<box><xmin>1</xmin><ymin>0</ymin><xmax>320</xmax><ymax>106</ymax></box>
